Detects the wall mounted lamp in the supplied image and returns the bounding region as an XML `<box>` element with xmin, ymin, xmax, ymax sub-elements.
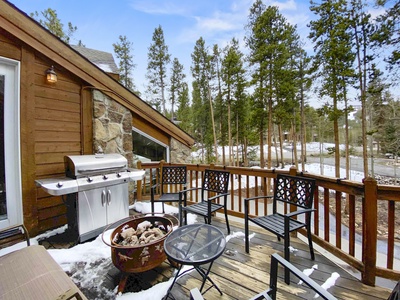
<box><xmin>46</xmin><ymin>65</ymin><xmax>57</xmax><ymax>83</ymax></box>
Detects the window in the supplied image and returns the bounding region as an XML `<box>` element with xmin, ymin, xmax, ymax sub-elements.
<box><xmin>132</xmin><ymin>128</ymin><xmax>169</xmax><ymax>162</ymax></box>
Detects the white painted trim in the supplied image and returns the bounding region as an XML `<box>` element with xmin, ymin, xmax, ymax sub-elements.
<box><xmin>0</xmin><ymin>57</ymin><xmax>22</xmax><ymax>229</ymax></box>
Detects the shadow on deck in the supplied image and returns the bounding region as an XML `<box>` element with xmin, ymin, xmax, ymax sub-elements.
<box><xmin>164</xmin><ymin>217</ymin><xmax>393</xmax><ymax>300</ymax></box>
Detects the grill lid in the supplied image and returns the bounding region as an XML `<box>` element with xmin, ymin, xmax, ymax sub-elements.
<box><xmin>65</xmin><ymin>153</ymin><xmax>128</xmax><ymax>178</ymax></box>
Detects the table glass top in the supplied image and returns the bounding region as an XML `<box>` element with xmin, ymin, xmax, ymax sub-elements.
<box><xmin>164</xmin><ymin>224</ymin><xmax>226</xmax><ymax>265</ymax></box>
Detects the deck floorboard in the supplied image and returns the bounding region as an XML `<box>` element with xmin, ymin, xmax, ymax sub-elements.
<box><xmin>38</xmin><ymin>213</ymin><xmax>394</xmax><ymax>300</ymax></box>
<box><xmin>164</xmin><ymin>217</ymin><xmax>393</xmax><ymax>300</ymax></box>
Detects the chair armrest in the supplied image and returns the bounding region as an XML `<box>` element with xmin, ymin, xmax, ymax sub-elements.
<box><xmin>268</xmin><ymin>253</ymin><xmax>337</xmax><ymax>300</ymax></box>
<box><xmin>181</xmin><ymin>187</ymin><xmax>200</xmax><ymax>193</ymax></box>
<box><xmin>208</xmin><ymin>192</ymin><xmax>229</xmax><ymax>201</ymax></box>
<box><xmin>244</xmin><ymin>195</ymin><xmax>273</xmax><ymax>203</ymax></box>
<box><xmin>151</xmin><ymin>182</ymin><xmax>161</xmax><ymax>190</ymax></box>
<box><xmin>0</xmin><ymin>224</ymin><xmax>30</xmax><ymax>246</ymax></box>
<box><xmin>178</xmin><ymin>184</ymin><xmax>188</xmax><ymax>194</ymax></box>
<box><xmin>285</xmin><ymin>208</ymin><xmax>316</xmax><ymax>218</ymax></box>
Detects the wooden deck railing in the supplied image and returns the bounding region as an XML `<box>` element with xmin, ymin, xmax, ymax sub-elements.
<box><xmin>135</xmin><ymin>161</ymin><xmax>400</xmax><ymax>286</ymax></box>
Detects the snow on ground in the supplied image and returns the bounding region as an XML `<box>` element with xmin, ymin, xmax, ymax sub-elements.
<box><xmin>0</xmin><ymin>207</ymin><xmax>249</xmax><ymax>300</ymax></box>
<box><xmin>0</xmin><ymin>143</ymin><xmax>359</xmax><ymax>299</ymax></box>
<box><xmin>192</xmin><ymin>142</ymin><xmax>365</xmax><ymax>183</ymax></box>
<box><xmin>191</xmin><ymin>142</ymin><xmax>343</xmax><ymax>160</ymax></box>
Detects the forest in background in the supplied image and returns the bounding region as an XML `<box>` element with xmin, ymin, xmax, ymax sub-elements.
<box><xmin>31</xmin><ymin>0</ymin><xmax>400</xmax><ymax>179</ymax></box>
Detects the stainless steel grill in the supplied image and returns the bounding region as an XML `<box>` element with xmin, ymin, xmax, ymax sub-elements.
<box><xmin>35</xmin><ymin>153</ymin><xmax>144</xmax><ymax>243</ymax></box>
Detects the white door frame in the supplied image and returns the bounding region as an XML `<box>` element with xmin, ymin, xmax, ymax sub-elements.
<box><xmin>0</xmin><ymin>57</ymin><xmax>22</xmax><ymax>229</ymax></box>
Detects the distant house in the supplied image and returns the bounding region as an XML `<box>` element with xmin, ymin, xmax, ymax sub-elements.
<box><xmin>70</xmin><ymin>45</ymin><xmax>120</xmax><ymax>80</ymax></box>
<box><xmin>0</xmin><ymin>1</ymin><xmax>194</xmax><ymax>235</ymax></box>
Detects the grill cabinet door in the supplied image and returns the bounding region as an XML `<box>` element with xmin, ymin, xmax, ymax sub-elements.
<box><xmin>78</xmin><ymin>188</ymin><xmax>107</xmax><ymax>237</ymax></box>
<box><xmin>106</xmin><ymin>181</ymin><xmax>129</xmax><ymax>224</ymax></box>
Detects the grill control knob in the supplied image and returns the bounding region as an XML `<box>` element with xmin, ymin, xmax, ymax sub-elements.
<box><xmin>103</xmin><ymin>175</ymin><xmax>108</xmax><ymax>180</ymax></box>
<box><xmin>117</xmin><ymin>173</ymin><xmax>122</xmax><ymax>178</ymax></box>
<box><xmin>57</xmin><ymin>182</ymin><xmax>63</xmax><ymax>188</ymax></box>
<box><xmin>87</xmin><ymin>177</ymin><xmax>93</xmax><ymax>183</ymax></box>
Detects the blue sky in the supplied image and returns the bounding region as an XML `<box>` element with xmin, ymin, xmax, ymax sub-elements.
<box><xmin>8</xmin><ymin>0</ymin><xmax>389</xmax><ymax>107</ymax></box>
<box><xmin>8</xmin><ymin>1</ymin><xmax>313</xmax><ymax>92</ymax></box>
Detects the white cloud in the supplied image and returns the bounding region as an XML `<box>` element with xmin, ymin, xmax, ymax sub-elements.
<box><xmin>129</xmin><ymin>0</ymin><xmax>192</xmax><ymax>16</ymax></box>
<box><xmin>270</xmin><ymin>0</ymin><xmax>297</xmax><ymax>11</ymax></box>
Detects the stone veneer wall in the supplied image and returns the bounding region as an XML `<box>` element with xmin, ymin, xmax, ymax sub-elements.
<box><xmin>92</xmin><ymin>90</ymin><xmax>192</xmax><ymax>202</ymax></box>
<box><xmin>92</xmin><ymin>90</ymin><xmax>136</xmax><ymax>203</ymax></box>
<box><xmin>92</xmin><ymin>90</ymin><xmax>133</xmax><ymax>167</ymax></box>
<box><xmin>170</xmin><ymin>137</ymin><xmax>191</xmax><ymax>164</ymax></box>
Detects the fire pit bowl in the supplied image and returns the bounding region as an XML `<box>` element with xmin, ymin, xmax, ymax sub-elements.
<box><xmin>102</xmin><ymin>215</ymin><xmax>174</xmax><ymax>273</ymax></box>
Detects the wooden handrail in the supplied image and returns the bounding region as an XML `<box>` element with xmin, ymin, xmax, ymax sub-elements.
<box><xmin>135</xmin><ymin>161</ymin><xmax>400</xmax><ymax>286</ymax></box>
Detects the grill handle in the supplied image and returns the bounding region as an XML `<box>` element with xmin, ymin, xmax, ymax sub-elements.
<box><xmin>77</xmin><ymin>164</ymin><xmax>127</xmax><ymax>175</ymax></box>
<box><xmin>101</xmin><ymin>190</ymin><xmax>106</xmax><ymax>206</ymax></box>
<box><xmin>107</xmin><ymin>189</ymin><xmax>112</xmax><ymax>205</ymax></box>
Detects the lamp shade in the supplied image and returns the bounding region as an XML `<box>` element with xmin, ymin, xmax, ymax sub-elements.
<box><xmin>46</xmin><ymin>66</ymin><xmax>57</xmax><ymax>83</ymax></box>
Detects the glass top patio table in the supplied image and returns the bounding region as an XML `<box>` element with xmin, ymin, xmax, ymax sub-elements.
<box><xmin>163</xmin><ymin>223</ymin><xmax>226</xmax><ymax>298</ymax></box>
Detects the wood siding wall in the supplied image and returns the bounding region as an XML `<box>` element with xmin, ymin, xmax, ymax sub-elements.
<box><xmin>0</xmin><ymin>29</ymin><xmax>91</xmax><ymax>235</ymax></box>
<box><xmin>33</xmin><ymin>54</ymin><xmax>88</xmax><ymax>233</ymax></box>
<box><xmin>0</xmin><ymin>26</ymin><xmax>179</xmax><ymax>236</ymax></box>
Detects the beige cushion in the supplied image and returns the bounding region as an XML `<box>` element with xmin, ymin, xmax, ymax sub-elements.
<box><xmin>0</xmin><ymin>245</ymin><xmax>87</xmax><ymax>300</ymax></box>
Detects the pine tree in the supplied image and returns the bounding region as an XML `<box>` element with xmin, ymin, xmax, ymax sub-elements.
<box><xmin>221</xmin><ymin>38</ymin><xmax>248</xmax><ymax>166</ymax></box>
<box><xmin>113</xmin><ymin>35</ymin><xmax>137</xmax><ymax>93</ymax></box>
<box><xmin>245</xmin><ymin>3</ymin><xmax>300</xmax><ymax>169</ymax></box>
<box><xmin>374</xmin><ymin>0</ymin><xmax>400</xmax><ymax>77</ymax></box>
<box><xmin>175</xmin><ymin>82</ymin><xmax>192</xmax><ymax>133</ymax></box>
<box><xmin>309</xmin><ymin>0</ymin><xmax>354</xmax><ymax>177</ymax></box>
<box><xmin>30</xmin><ymin>8</ymin><xmax>77</xmax><ymax>44</ymax></box>
<box><xmin>191</xmin><ymin>37</ymin><xmax>213</xmax><ymax>162</ymax></box>
<box><xmin>146</xmin><ymin>25</ymin><xmax>171</xmax><ymax>115</ymax></box>
<box><xmin>245</xmin><ymin>0</ymin><xmax>268</xmax><ymax>168</ymax></box>
<box><xmin>169</xmin><ymin>58</ymin><xmax>186</xmax><ymax>121</ymax></box>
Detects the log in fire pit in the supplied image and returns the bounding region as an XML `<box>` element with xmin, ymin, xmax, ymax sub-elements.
<box><xmin>102</xmin><ymin>215</ymin><xmax>175</xmax><ymax>293</ymax></box>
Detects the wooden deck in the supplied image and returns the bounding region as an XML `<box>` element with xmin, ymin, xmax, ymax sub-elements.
<box><xmin>158</xmin><ymin>217</ymin><xmax>393</xmax><ymax>300</ymax></box>
<box><xmin>38</xmin><ymin>215</ymin><xmax>394</xmax><ymax>300</ymax></box>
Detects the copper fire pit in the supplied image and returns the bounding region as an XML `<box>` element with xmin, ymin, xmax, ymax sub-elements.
<box><xmin>102</xmin><ymin>215</ymin><xmax>175</xmax><ymax>293</ymax></box>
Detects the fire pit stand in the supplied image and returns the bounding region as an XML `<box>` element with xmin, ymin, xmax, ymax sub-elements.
<box><xmin>102</xmin><ymin>214</ymin><xmax>178</xmax><ymax>294</ymax></box>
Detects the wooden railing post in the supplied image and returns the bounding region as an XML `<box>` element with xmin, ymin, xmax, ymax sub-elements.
<box><xmin>363</xmin><ymin>177</ymin><xmax>377</xmax><ymax>286</ymax></box>
<box><xmin>288</xmin><ymin>166</ymin><xmax>297</xmax><ymax>176</ymax></box>
<box><xmin>289</xmin><ymin>166</ymin><xmax>298</xmax><ymax>236</ymax></box>
<box><xmin>136</xmin><ymin>161</ymin><xmax>143</xmax><ymax>201</ymax></box>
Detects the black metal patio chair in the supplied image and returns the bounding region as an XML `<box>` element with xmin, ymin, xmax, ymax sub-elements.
<box><xmin>150</xmin><ymin>165</ymin><xmax>187</xmax><ymax>224</ymax></box>
<box><xmin>181</xmin><ymin>169</ymin><xmax>230</xmax><ymax>234</ymax></box>
<box><xmin>190</xmin><ymin>253</ymin><xmax>337</xmax><ymax>300</ymax></box>
<box><xmin>244</xmin><ymin>173</ymin><xmax>316</xmax><ymax>283</ymax></box>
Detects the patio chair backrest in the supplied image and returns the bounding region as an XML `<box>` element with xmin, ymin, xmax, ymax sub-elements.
<box><xmin>161</xmin><ymin>166</ymin><xmax>187</xmax><ymax>185</ymax></box>
<box><xmin>274</xmin><ymin>174</ymin><xmax>316</xmax><ymax>209</ymax></box>
<box><xmin>202</xmin><ymin>169</ymin><xmax>230</xmax><ymax>194</ymax></box>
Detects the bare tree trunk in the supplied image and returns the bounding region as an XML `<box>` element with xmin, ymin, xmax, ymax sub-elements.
<box><xmin>344</xmin><ymin>87</ymin><xmax>350</xmax><ymax>215</ymax></box>
<box><xmin>273</xmin><ymin>124</ymin><xmax>279</xmax><ymax>167</ymax></box>
<box><xmin>244</xmin><ymin>137</ymin><xmax>248</xmax><ymax>167</ymax></box>
<box><xmin>236</xmin><ymin>114</ymin><xmax>240</xmax><ymax>166</ymax></box>
<box><xmin>300</xmin><ymin>90</ymin><xmax>306</xmax><ymax>171</ymax></box>
<box><xmin>220</xmin><ymin>122</ymin><xmax>226</xmax><ymax>165</ymax></box>
<box><xmin>161</xmin><ymin>79</ymin><xmax>166</xmax><ymax>115</ymax></box>
<box><xmin>228</xmin><ymin>101</ymin><xmax>232</xmax><ymax>166</ymax></box>
<box><xmin>334</xmin><ymin>113</ymin><xmax>340</xmax><ymax>178</ymax></box>
<box><xmin>260</xmin><ymin>129</ymin><xmax>265</xmax><ymax>168</ymax></box>
<box><xmin>279</xmin><ymin>124</ymin><xmax>284</xmax><ymax>168</ymax></box>
<box><xmin>352</xmin><ymin>8</ymin><xmax>368</xmax><ymax>177</ymax></box>
<box><xmin>208</xmin><ymin>82</ymin><xmax>218</xmax><ymax>163</ymax></box>
<box><xmin>267</xmin><ymin>96</ymin><xmax>273</xmax><ymax>169</ymax></box>
<box><xmin>292</xmin><ymin>115</ymin><xmax>299</xmax><ymax>167</ymax></box>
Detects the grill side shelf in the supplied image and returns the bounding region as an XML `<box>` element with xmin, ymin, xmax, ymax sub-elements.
<box><xmin>35</xmin><ymin>178</ymin><xmax>79</xmax><ymax>196</ymax></box>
